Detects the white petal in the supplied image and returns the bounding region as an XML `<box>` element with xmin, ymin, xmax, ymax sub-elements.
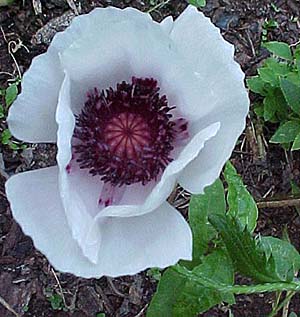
<box><xmin>6</xmin><ymin>168</ymin><xmax>192</xmax><ymax>278</ymax></box>
<box><xmin>99</xmin><ymin>122</ymin><xmax>220</xmax><ymax>218</ymax></box>
<box><xmin>7</xmin><ymin>53</ymin><xmax>64</xmax><ymax>143</ymax></box>
<box><xmin>171</xmin><ymin>6</ymin><xmax>249</xmax><ymax>193</ymax></box>
<box><xmin>160</xmin><ymin>16</ymin><xmax>174</xmax><ymax>34</ymax></box>
<box><xmin>6</xmin><ymin>7</ymin><xmax>156</xmax><ymax>143</ymax></box>
<box><xmin>170</xmin><ymin>5</ymin><xmax>240</xmax><ymax>91</ymax></box>
<box><xmin>179</xmin><ymin>110</ymin><xmax>247</xmax><ymax>194</ymax></box>
<box><xmin>60</xmin><ymin>11</ymin><xmax>208</xmax><ymax>121</ymax></box>
<box><xmin>56</xmin><ymin>74</ymin><xmax>101</xmax><ymax>264</ymax></box>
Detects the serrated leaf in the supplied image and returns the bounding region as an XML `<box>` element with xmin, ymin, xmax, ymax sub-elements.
<box><xmin>209</xmin><ymin>214</ymin><xmax>282</xmax><ymax>283</ymax></box>
<box><xmin>148</xmin><ymin>250</ymin><xmax>234</xmax><ymax>317</ymax></box>
<box><xmin>270</xmin><ymin>120</ymin><xmax>300</xmax><ymax>144</ymax></box>
<box><xmin>280</xmin><ymin>78</ymin><xmax>300</xmax><ymax>114</ymax></box>
<box><xmin>5</xmin><ymin>83</ymin><xmax>18</xmax><ymax>107</ymax></box>
<box><xmin>260</xmin><ymin>236</ymin><xmax>300</xmax><ymax>281</ymax></box>
<box><xmin>292</xmin><ymin>132</ymin><xmax>300</xmax><ymax>150</ymax></box>
<box><xmin>264</xmin><ymin>41</ymin><xmax>293</xmax><ymax>60</ymax></box>
<box><xmin>188</xmin><ymin>0</ymin><xmax>206</xmax><ymax>7</ymax></box>
<box><xmin>188</xmin><ymin>179</ymin><xmax>225</xmax><ymax>265</ymax></box>
<box><xmin>147</xmin><ymin>268</ymin><xmax>189</xmax><ymax>317</ymax></box>
<box><xmin>224</xmin><ymin>162</ymin><xmax>258</xmax><ymax>233</ymax></box>
<box><xmin>173</xmin><ymin>250</ymin><xmax>234</xmax><ymax>317</ymax></box>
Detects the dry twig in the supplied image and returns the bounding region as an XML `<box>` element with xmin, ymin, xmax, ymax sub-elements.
<box><xmin>51</xmin><ymin>268</ymin><xmax>68</xmax><ymax>309</ymax></box>
<box><xmin>0</xmin><ymin>294</ymin><xmax>20</xmax><ymax>317</ymax></box>
<box><xmin>107</xmin><ymin>277</ymin><xmax>126</xmax><ymax>298</ymax></box>
<box><xmin>134</xmin><ymin>304</ymin><xmax>149</xmax><ymax>317</ymax></box>
<box><xmin>256</xmin><ymin>198</ymin><xmax>300</xmax><ymax>209</ymax></box>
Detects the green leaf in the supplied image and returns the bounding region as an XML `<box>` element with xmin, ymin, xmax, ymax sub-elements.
<box><xmin>258</xmin><ymin>67</ymin><xmax>279</xmax><ymax>86</ymax></box>
<box><xmin>295</xmin><ymin>46</ymin><xmax>300</xmax><ymax>80</ymax></box>
<box><xmin>263</xmin><ymin>89</ymin><xmax>288</xmax><ymax>122</ymax></box>
<box><xmin>48</xmin><ymin>294</ymin><xmax>63</xmax><ymax>310</ymax></box>
<box><xmin>247</xmin><ymin>76</ymin><xmax>268</xmax><ymax>95</ymax></box>
<box><xmin>264</xmin><ymin>58</ymin><xmax>291</xmax><ymax>76</ymax></box>
<box><xmin>280</xmin><ymin>78</ymin><xmax>300</xmax><ymax>114</ymax></box>
<box><xmin>188</xmin><ymin>0</ymin><xmax>206</xmax><ymax>7</ymax></box>
<box><xmin>263</xmin><ymin>19</ymin><xmax>278</xmax><ymax>30</ymax></box>
<box><xmin>5</xmin><ymin>83</ymin><xmax>18</xmax><ymax>107</ymax></box>
<box><xmin>292</xmin><ymin>132</ymin><xmax>300</xmax><ymax>150</ymax></box>
<box><xmin>0</xmin><ymin>0</ymin><xmax>15</xmax><ymax>6</ymax></box>
<box><xmin>209</xmin><ymin>214</ymin><xmax>283</xmax><ymax>283</ymax></box>
<box><xmin>260</xmin><ymin>236</ymin><xmax>300</xmax><ymax>281</ymax></box>
<box><xmin>224</xmin><ymin>161</ymin><xmax>258</xmax><ymax>233</ymax></box>
<box><xmin>8</xmin><ymin>142</ymin><xmax>20</xmax><ymax>151</ymax></box>
<box><xmin>96</xmin><ymin>313</ymin><xmax>106</xmax><ymax>317</ymax></box>
<box><xmin>173</xmin><ymin>250</ymin><xmax>234</xmax><ymax>317</ymax></box>
<box><xmin>148</xmin><ymin>250</ymin><xmax>234</xmax><ymax>317</ymax></box>
<box><xmin>146</xmin><ymin>268</ymin><xmax>162</xmax><ymax>281</ymax></box>
<box><xmin>188</xmin><ymin>179</ymin><xmax>225</xmax><ymax>265</ymax></box>
<box><xmin>147</xmin><ymin>268</ymin><xmax>187</xmax><ymax>317</ymax></box>
<box><xmin>270</xmin><ymin>120</ymin><xmax>300</xmax><ymax>144</ymax></box>
<box><xmin>264</xmin><ymin>41</ymin><xmax>293</xmax><ymax>60</ymax></box>
<box><xmin>286</xmin><ymin>72</ymin><xmax>300</xmax><ymax>86</ymax></box>
<box><xmin>0</xmin><ymin>104</ymin><xmax>4</xmax><ymax>119</ymax></box>
<box><xmin>1</xmin><ymin>129</ymin><xmax>12</xmax><ymax>145</ymax></box>
<box><xmin>254</xmin><ymin>103</ymin><xmax>264</xmax><ymax>118</ymax></box>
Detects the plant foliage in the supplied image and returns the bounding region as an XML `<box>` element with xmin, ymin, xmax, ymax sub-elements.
<box><xmin>247</xmin><ymin>41</ymin><xmax>300</xmax><ymax>150</ymax></box>
<box><xmin>147</xmin><ymin>161</ymin><xmax>300</xmax><ymax>317</ymax></box>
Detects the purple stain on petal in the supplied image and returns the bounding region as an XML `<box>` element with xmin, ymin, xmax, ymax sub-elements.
<box><xmin>65</xmin><ymin>154</ymin><xmax>76</xmax><ymax>174</ymax></box>
<box><xmin>66</xmin><ymin>164</ymin><xmax>71</xmax><ymax>174</ymax></box>
<box><xmin>98</xmin><ymin>183</ymin><xmax>126</xmax><ymax>207</ymax></box>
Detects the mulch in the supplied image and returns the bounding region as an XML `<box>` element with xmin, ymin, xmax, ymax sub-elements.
<box><xmin>1</xmin><ymin>0</ymin><xmax>300</xmax><ymax>316</ymax></box>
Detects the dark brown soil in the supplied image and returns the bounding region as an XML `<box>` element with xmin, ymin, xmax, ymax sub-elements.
<box><xmin>1</xmin><ymin>0</ymin><xmax>300</xmax><ymax>316</ymax></box>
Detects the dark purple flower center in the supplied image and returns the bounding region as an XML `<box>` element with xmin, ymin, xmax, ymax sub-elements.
<box><xmin>72</xmin><ymin>77</ymin><xmax>187</xmax><ymax>187</ymax></box>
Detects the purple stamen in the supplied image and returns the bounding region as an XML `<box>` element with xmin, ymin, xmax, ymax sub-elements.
<box><xmin>72</xmin><ymin>77</ymin><xmax>189</xmax><ymax>198</ymax></box>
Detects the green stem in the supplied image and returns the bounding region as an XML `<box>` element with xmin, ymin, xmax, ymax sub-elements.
<box><xmin>226</xmin><ymin>283</ymin><xmax>300</xmax><ymax>295</ymax></box>
<box><xmin>173</xmin><ymin>266</ymin><xmax>300</xmax><ymax>295</ymax></box>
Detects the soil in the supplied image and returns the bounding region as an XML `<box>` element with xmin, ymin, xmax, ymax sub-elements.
<box><xmin>0</xmin><ymin>0</ymin><xmax>300</xmax><ymax>316</ymax></box>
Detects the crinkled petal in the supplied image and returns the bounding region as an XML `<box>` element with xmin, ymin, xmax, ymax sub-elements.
<box><xmin>171</xmin><ymin>6</ymin><xmax>249</xmax><ymax>193</ymax></box>
<box><xmin>7</xmin><ymin>7</ymin><xmax>161</xmax><ymax>143</ymax></box>
<box><xmin>60</xmin><ymin>12</ymin><xmax>209</xmax><ymax>121</ymax></box>
<box><xmin>5</xmin><ymin>166</ymin><xmax>192</xmax><ymax>278</ymax></box>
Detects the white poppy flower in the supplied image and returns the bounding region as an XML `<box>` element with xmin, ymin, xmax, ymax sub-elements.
<box><xmin>5</xmin><ymin>5</ymin><xmax>249</xmax><ymax>278</ymax></box>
